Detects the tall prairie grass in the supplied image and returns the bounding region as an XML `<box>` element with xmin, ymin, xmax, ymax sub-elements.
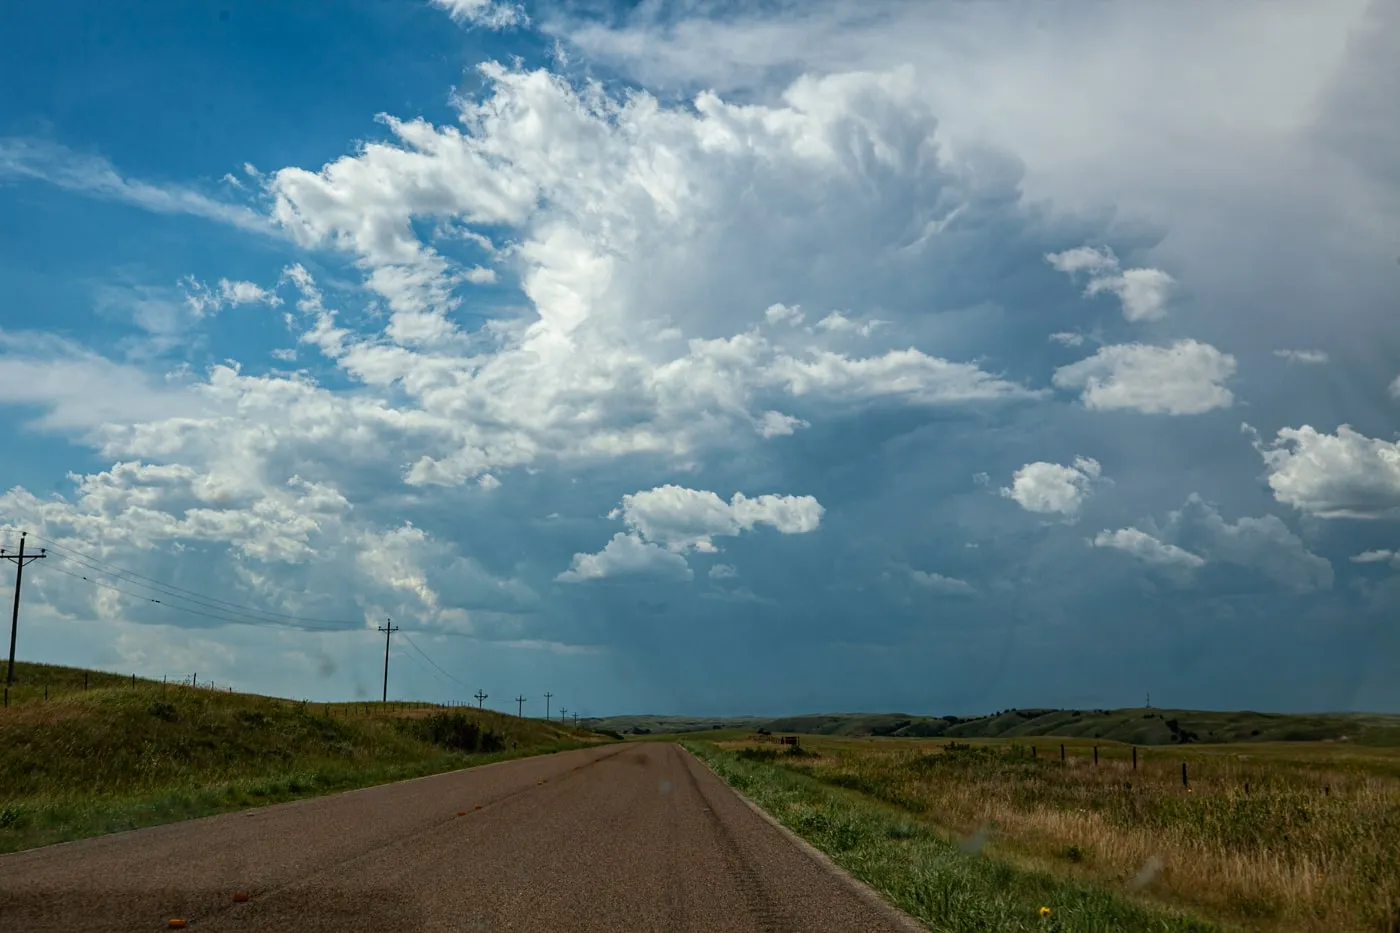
<box><xmin>714</xmin><ymin>736</ymin><xmax>1400</xmax><ymax>931</ymax></box>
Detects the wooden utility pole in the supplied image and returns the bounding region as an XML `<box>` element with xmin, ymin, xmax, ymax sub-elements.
<box><xmin>2</xmin><ymin>532</ymin><xmax>46</xmax><ymax>706</ymax></box>
<box><xmin>474</xmin><ymin>689</ymin><xmax>488</xmax><ymax>709</ymax></box>
<box><xmin>515</xmin><ymin>694</ymin><xmax>526</xmax><ymax>717</ymax></box>
<box><xmin>544</xmin><ymin>692</ymin><xmax>553</xmax><ymax>721</ymax></box>
<box><xmin>377</xmin><ymin>620</ymin><xmax>399</xmax><ymax>703</ymax></box>
<box><xmin>559</xmin><ymin>707</ymin><xmax>567</xmax><ymax>724</ymax></box>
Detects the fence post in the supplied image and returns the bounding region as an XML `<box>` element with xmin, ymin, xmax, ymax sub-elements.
<box><xmin>1132</xmin><ymin>746</ymin><xmax>1138</xmax><ymax>770</ymax></box>
<box><xmin>1031</xmin><ymin>745</ymin><xmax>1037</xmax><ymax>758</ymax></box>
<box><xmin>1181</xmin><ymin>762</ymin><xmax>1189</xmax><ymax>788</ymax></box>
<box><xmin>84</xmin><ymin>672</ymin><xmax>89</xmax><ymax>691</ymax></box>
<box><xmin>1060</xmin><ymin>743</ymin><xmax>1065</xmax><ymax>761</ymax></box>
<box><xmin>1093</xmin><ymin>746</ymin><xmax>1099</xmax><ymax>766</ymax></box>
<box><xmin>130</xmin><ymin>674</ymin><xmax>135</xmax><ymax>689</ymax></box>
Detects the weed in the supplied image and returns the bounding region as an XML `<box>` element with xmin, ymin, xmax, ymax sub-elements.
<box><xmin>688</xmin><ymin>741</ymin><xmax>1215</xmax><ymax>932</ymax></box>
<box><xmin>397</xmin><ymin>712</ymin><xmax>505</xmax><ymax>754</ymax></box>
<box><xmin>737</xmin><ymin>746</ymin><xmax>779</xmax><ymax>762</ymax></box>
<box><xmin>702</xmin><ymin>734</ymin><xmax>1400</xmax><ymax>932</ymax></box>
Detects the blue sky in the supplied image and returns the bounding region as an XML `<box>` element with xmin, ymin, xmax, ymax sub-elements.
<box><xmin>1</xmin><ymin>0</ymin><xmax>1398</xmax><ymax>718</ymax></box>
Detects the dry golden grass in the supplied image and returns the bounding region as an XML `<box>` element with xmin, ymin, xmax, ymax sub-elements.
<box><xmin>719</xmin><ymin>735</ymin><xmax>1400</xmax><ymax>931</ymax></box>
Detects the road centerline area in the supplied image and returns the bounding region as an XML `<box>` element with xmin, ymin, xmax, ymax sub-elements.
<box><xmin>0</xmin><ymin>743</ymin><xmax>922</xmax><ymax>932</ymax></box>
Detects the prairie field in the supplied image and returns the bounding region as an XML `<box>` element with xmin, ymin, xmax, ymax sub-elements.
<box><xmin>692</xmin><ymin>734</ymin><xmax>1400</xmax><ymax>932</ymax></box>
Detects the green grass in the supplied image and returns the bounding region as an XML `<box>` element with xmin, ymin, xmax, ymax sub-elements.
<box><xmin>0</xmin><ymin>662</ymin><xmax>611</xmax><ymax>853</ymax></box>
<box><xmin>691</xmin><ymin>734</ymin><xmax>1400</xmax><ymax>932</ymax></box>
<box><xmin>686</xmin><ymin>740</ymin><xmax>1217</xmax><ymax>933</ymax></box>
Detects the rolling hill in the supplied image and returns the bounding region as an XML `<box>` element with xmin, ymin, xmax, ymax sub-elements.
<box><xmin>589</xmin><ymin>707</ymin><xmax>1400</xmax><ymax>746</ymax></box>
<box><xmin>0</xmin><ymin>661</ymin><xmax>610</xmax><ymax>853</ymax></box>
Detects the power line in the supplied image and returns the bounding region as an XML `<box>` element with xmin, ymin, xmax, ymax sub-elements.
<box><xmin>44</xmin><ymin>562</ymin><xmax>308</xmax><ymax>632</ymax></box>
<box><xmin>378</xmin><ymin>620</ymin><xmax>398</xmax><ymax>703</ymax></box>
<box><xmin>391</xmin><ymin>644</ymin><xmax>459</xmax><ymax>692</ymax></box>
<box><xmin>2</xmin><ymin>532</ymin><xmax>46</xmax><ymax>706</ymax></box>
<box><xmin>399</xmin><ymin>631</ymin><xmax>468</xmax><ymax>687</ymax></box>
<box><xmin>32</xmin><ymin>541</ymin><xmax>573</xmax><ymax>682</ymax></box>
<box><xmin>44</xmin><ymin>551</ymin><xmax>354</xmax><ymax>633</ymax></box>
<box><xmin>40</xmin><ymin>562</ymin><xmax>475</xmax><ymax>656</ymax></box>
<box><xmin>30</xmin><ymin>535</ymin><xmax>363</xmax><ymax>630</ymax></box>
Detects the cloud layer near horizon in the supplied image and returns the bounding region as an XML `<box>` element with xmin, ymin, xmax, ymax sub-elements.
<box><xmin>0</xmin><ymin>0</ymin><xmax>1397</xmax><ymax>715</ymax></box>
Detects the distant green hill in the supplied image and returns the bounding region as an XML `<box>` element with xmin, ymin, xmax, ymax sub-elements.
<box><xmin>583</xmin><ymin>714</ymin><xmax>768</xmax><ymax>736</ymax></box>
<box><xmin>589</xmin><ymin>707</ymin><xmax>1400</xmax><ymax>746</ymax></box>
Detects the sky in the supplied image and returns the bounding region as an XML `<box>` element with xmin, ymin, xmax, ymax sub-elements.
<box><xmin>1</xmin><ymin>0</ymin><xmax>1397</xmax><ymax>719</ymax></box>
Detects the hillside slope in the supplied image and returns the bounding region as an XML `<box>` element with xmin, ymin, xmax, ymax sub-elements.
<box><xmin>0</xmin><ymin>661</ymin><xmax>609</xmax><ymax>853</ymax></box>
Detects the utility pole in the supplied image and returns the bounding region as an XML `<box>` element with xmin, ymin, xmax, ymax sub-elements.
<box><xmin>2</xmin><ymin>532</ymin><xmax>46</xmax><ymax>706</ymax></box>
<box><xmin>377</xmin><ymin>620</ymin><xmax>398</xmax><ymax>703</ymax></box>
<box><xmin>544</xmin><ymin>692</ymin><xmax>553</xmax><ymax>721</ymax></box>
<box><xmin>474</xmin><ymin>689</ymin><xmax>488</xmax><ymax>709</ymax></box>
<box><xmin>573</xmin><ymin>712</ymin><xmax>578</xmax><ymax>727</ymax></box>
<box><xmin>515</xmin><ymin>694</ymin><xmax>526</xmax><ymax>717</ymax></box>
<box><xmin>560</xmin><ymin>707</ymin><xmax>566</xmax><ymax>724</ymax></box>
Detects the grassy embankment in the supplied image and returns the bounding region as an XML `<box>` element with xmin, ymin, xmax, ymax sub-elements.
<box><xmin>686</xmin><ymin>734</ymin><xmax>1400</xmax><ymax>932</ymax></box>
<box><xmin>0</xmin><ymin>661</ymin><xmax>609</xmax><ymax>854</ymax></box>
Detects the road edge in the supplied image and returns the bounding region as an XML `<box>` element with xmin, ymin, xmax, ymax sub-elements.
<box><xmin>679</xmin><ymin>744</ymin><xmax>930</xmax><ymax>933</ymax></box>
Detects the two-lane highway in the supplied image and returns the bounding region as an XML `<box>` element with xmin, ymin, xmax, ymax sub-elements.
<box><xmin>0</xmin><ymin>743</ymin><xmax>924</xmax><ymax>932</ymax></box>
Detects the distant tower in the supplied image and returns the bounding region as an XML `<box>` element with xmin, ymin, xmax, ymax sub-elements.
<box><xmin>1145</xmin><ymin>692</ymin><xmax>1152</xmax><ymax>709</ymax></box>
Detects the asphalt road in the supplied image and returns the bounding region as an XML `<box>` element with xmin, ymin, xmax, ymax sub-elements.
<box><xmin>0</xmin><ymin>742</ymin><xmax>924</xmax><ymax>932</ymax></box>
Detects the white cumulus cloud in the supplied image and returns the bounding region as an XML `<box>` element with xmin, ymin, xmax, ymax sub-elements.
<box><xmin>555</xmin><ymin>532</ymin><xmax>693</xmax><ymax>583</ymax></box>
<box><xmin>1053</xmin><ymin>340</ymin><xmax>1236</xmax><ymax>415</ymax></box>
<box><xmin>610</xmin><ymin>485</ymin><xmax>824</xmax><ymax>553</ymax></box>
<box><xmin>1046</xmin><ymin>245</ymin><xmax>1174</xmax><ymax>322</ymax></box>
<box><xmin>1250</xmin><ymin>424</ymin><xmax>1400</xmax><ymax>519</ymax></box>
<box><xmin>559</xmin><ymin>485</ymin><xmax>823</xmax><ymax>582</ymax></box>
<box><xmin>1001</xmin><ymin>457</ymin><xmax>1102</xmax><ymax>517</ymax></box>
<box><xmin>1091</xmin><ymin>528</ymin><xmax>1205</xmax><ymax>568</ymax></box>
